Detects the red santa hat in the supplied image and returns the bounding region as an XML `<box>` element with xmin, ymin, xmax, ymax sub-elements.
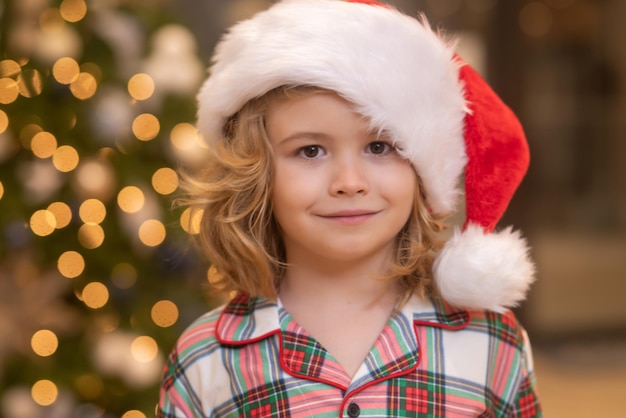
<box><xmin>196</xmin><ymin>0</ymin><xmax>535</xmax><ymax>312</ymax></box>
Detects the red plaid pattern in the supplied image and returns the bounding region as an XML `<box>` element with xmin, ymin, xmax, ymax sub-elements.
<box><xmin>159</xmin><ymin>295</ymin><xmax>542</xmax><ymax>417</ymax></box>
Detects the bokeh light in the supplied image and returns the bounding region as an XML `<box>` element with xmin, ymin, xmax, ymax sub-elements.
<box><xmin>0</xmin><ymin>109</ymin><xmax>8</xmax><ymax>134</ymax></box>
<box><xmin>111</xmin><ymin>262</ymin><xmax>138</xmax><ymax>289</ymax></box>
<box><xmin>31</xmin><ymin>380</ymin><xmax>58</xmax><ymax>406</ymax></box>
<box><xmin>132</xmin><ymin>113</ymin><xmax>160</xmax><ymax>141</ymax></box>
<box><xmin>31</xmin><ymin>131</ymin><xmax>58</xmax><ymax>158</ymax></box>
<box><xmin>170</xmin><ymin>122</ymin><xmax>199</xmax><ymax>151</ymax></box>
<box><xmin>207</xmin><ymin>265</ymin><xmax>223</xmax><ymax>286</ymax></box>
<box><xmin>151</xmin><ymin>300</ymin><xmax>179</xmax><ymax>328</ymax></box>
<box><xmin>78</xmin><ymin>223</ymin><xmax>105</xmax><ymax>249</ymax></box>
<box><xmin>74</xmin><ymin>158</ymin><xmax>116</xmax><ymax>200</ymax></box>
<box><xmin>53</xmin><ymin>56</ymin><xmax>80</xmax><ymax>84</ymax></box>
<box><xmin>70</xmin><ymin>72</ymin><xmax>98</xmax><ymax>100</ymax></box>
<box><xmin>53</xmin><ymin>145</ymin><xmax>80</xmax><ymax>172</ymax></box>
<box><xmin>82</xmin><ymin>282</ymin><xmax>109</xmax><ymax>309</ymax></box>
<box><xmin>58</xmin><ymin>250</ymin><xmax>85</xmax><ymax>278</ymax></box>
<box><xmin>30</xmin><ymin>209</ymin><xmax>57</xmax><ymax>237</ymax></box>
<box><xmin>17</xmin><ymin>68</ymin><xmax>43</xmax><ymax>98</ymax></box>
<box><xmin>151</xmin><ymin>167</ymin><xmax>178</xmax><ymax>195</ymax></box>
<box><xmin>180</xmin><ymin>207</ymin><xmax>202</xmax><ymax>235</ymax></box>
<box><xmin>48</xmin><ymin>201</ymin><xmax>73</xmax><ymax>229</ymax></box>
<box><xmin>117</xmin><ymin>186</ymin><xmax>145</xmax><ymax>213</ymax></box>
<box><xmin>0</xmin><ymin>77</ymin><xmax>20</xmax><ymax>104</ymax></box>
<box><xmin>122</xmin><ymin>410</ymin><xmax>147</xmax><ymax>418</ymax></box>
<box><xmin>31</xmin><ymin>330</ymin><xmax>59</xmax><ymax>357</ymax></box>
<box><xmin>0</xmin><ymin>59</ymin><xmax>21</xmax><ymax>78</ymax></box>
<box><xmin>138</xmin><ymin>219</ymin><xmax>166</xmax><ymax>247</ymax></box>
<box><xmin>60</xmin><ymin>0</ymin><xmax>88</xmax><ymax>23</ymax></box>
<box><xmin>128</xmin><ymin>73</ymin><xmax>155</xmax><ymax>101</ymax></box>
<box><xmin>79</xmin><ymin>198</ymin><xmax>106</xmax><ymax>224</ymax></box>
<box><xmin>130</xmin><ymin>336</ymin><xmax>158</xmax><ymax>363</ymax></box>
<box><xmin>0</xmin><ymin>181</ymin><xmax>4</xmax><ymax>200</ymax></box>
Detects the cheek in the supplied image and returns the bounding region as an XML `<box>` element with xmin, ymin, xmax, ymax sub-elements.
<box><xmin>385</xmin><ymin>165</ymin><xmax>417</xmax><ymax>205</ymax></box>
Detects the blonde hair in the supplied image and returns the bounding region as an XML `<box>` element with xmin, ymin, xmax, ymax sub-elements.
<box><xmin>178</xmin><ymin>86</ymin><xmax>447</xmax><ymax>302</ymax></box>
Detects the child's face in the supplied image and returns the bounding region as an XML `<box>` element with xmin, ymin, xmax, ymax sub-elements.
<box><xmin>266</xmin><ymin>91</ymin><xmax>417</xmax><ymax>268</ymax></box>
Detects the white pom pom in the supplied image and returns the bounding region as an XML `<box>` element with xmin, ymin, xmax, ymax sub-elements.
<box><xmin>433</xmin><ymin>223</ymin><xmax>536</xmax><ymax>312</ymax></box>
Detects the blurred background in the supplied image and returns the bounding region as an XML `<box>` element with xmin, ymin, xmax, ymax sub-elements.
<box><xmin>0</xmin><ymin>0</ymin><xmax>624</xmax><ymax>417</ymax></box>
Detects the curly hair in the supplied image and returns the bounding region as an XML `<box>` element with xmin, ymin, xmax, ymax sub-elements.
<box><xmin>177</xmin><ymin>86</ymin><xmax>447</xmax><ymax>302</ymax></box>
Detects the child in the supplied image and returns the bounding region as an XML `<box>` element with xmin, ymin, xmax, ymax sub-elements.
<box><xmin>159</xmin><ymin>0</ymin><xmax>541</xmax><ymax>416</ymax></box>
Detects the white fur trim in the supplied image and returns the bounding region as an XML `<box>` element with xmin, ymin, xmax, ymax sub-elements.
<box><xmin>433</xmin><ymin>223</ymin><xmax>536</xmax><ymax>312</ymax></box>
<box><xmin>197</xmin><ymin>0</ymin><xmax>468</xmax><ymax>215</ymax></box>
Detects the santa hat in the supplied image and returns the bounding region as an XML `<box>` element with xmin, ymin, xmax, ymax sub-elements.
<box><xmin>196</xmin><ymin>0</ymin><xmax>535</xmax><ymax>312</ymax></box>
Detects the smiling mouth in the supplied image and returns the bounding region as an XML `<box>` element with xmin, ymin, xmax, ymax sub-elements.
<box><xmin>319</xmin><ymin>210</ymin><xmax>379</xmax><ymax>225</ymax></box>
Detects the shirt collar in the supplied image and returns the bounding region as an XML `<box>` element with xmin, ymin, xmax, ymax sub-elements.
<box><xmin>216</xmin><ymin>293</ymin><xmax>469</xmax><ymax>345</ymax></box>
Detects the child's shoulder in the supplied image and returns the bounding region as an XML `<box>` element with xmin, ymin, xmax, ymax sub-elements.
<box><xmin>173</xmin><ymin>293</ymin><xmax>278</xmax><ymax>356</ymax></box>
<box><xmin>411</xmin><ymin>296</ymin><xmax>529</xmax><ymax>348</ymax></box>
<box><xmin>172</xmin><ymin>303</ymin><xmax>225</xmax><ymax>356</ymax></box>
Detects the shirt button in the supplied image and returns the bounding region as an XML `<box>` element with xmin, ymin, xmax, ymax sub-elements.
<box><xmin>347</xmin><ymin>402</ymin><xmax>360</xmax><ymax>417</ymax></box>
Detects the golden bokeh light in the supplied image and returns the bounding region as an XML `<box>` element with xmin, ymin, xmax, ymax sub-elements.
<box><xmin>60</xmin><ymin>0</ymin><xmax>88</xmax><ymax>23</ymax></box>
<box><xmin>70</xmin><ymin>72</ymin><xmax>98</xmax><ymax>100</ymax></box>
<box><xmin>82</xmin><ymin>282</ymin><xmax>109</xmax><ymax>309</ymax></box>
<box><xmin>30</xmin><ymin>210</ymin><xmax>57</xmax><ymax>237</ymax></box>
<box><xmin>17</xmin><ymin>69</ymin><xmax>43</xmax><ymax>98</ymax></box>
<box><xmin>132</xmin><ymin>113</ymin><xmax>160</xmax><ymax>141</ymax></box>
<box><xmin>39</xmin><ymin>8</ymin><xmax>65</xmax><ymax>33</ymax></box>
<box><xmin>0</xmin><ymin>59</ymin><xmax>21</xmax><ymax>78</ymax></box>
<box><xmin>138</xmin><ymin>219</ymin><xmax>166</xmax><ymax>247</ymax></box>
<box><xmin>151</xmin><ymin>300</ymin><xmax>179</xmax><ymax>328</ymax></box>
<box><xmin>31</xmin><ymin>380</ymin><xmax>58</xmax><ymax>406</ymax></box>
<box><xmin>58</xmin><ymin>250</ymin><xmax>85</xmax><ymax>278</ymax></box>
<box><xmin>31</xmin><ymin>330</ymin><xmax>59</xmax><ymax>357</ymax></box>
<box><xmin>152</xmin><ymin>167</ymin><xmax>179</xmax><ymax>195</ymax></box>
<box><xmin>79</xmin><ymin>198</ymin><xmax>106</xmax><ymax>224</ymax></box>
<box><xmin>180</xmin><ymin>207</ymin><xmax>202</xmax><ymax>235</ymax></box>
<box><xmin>53</xmin><ymin>57</ymin><xmax>80</xmax><ymax>84</ymax></box>
<box><xmin>111</xmin><ymin>262</ymin><xmax>138</xmax><ymax>289</ymax></box>
<box><xmin>31</xmin><ymin>131</ymin><xmax>58</xmax><ymax>158</ymax></box>
<box><xmin>122</xmin><ymin>410</ymin><xmax>146</xmax><ymax>418</ymax></box>
<box><xmin>207</xmin><ymin>265</ymin><xmax>223</xmax><ymax>285</ymax></box>
<box><xmin>78</xmin><ymin>223</ymin><xmax>105</xmax><ymax>249</ymax></box>
<box><xmin>74</xmin><ymin>374</ymin><xmax>104</xmax><ymax>400</ymax></box>
<box><xmin>130</xmin><ymin>336</ymin><xmax>158</xmax><ymax>363</ymax></box>
<box><xmin>117</xmin><ymin>186</ymin><xmax>145</xmax><ymax>213</ymax></box>
<box><xmin>47</xmin><ymin>201</ymin><xmax>72</xmax><ymax>229</ymax></box>
<box><xmin>128</xmin><ymin>73</ymin><xmax>155</xmax><ymax>101</ymax></box>
<box><xmin>170</xmin><ymin>123</ymin><xmax>200</xmax><ymax>151</ymax></box>
<box><xmin>0</xmin><ymin>182</ymin><xmax>4</xmax><ymax>200</ymax></box>
<box><xmin>0</xmin><ymin>110</ymin><xmax>9</xmax><ymax>134</ymax></box>
<box><xmin>52</xmin><ymin>145</ymin><xmax>80</xmax><ymax>172</ymax></box>
<box><xmin>0</xmin><ymin>77</ymin><xmax>20</xmax><ymax>104</ymax></box>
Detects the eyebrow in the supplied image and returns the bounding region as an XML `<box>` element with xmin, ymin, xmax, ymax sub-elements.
<box><xmin>273</xmin><ymin>131</ymin><xmax>330</xmax><ymax>145</ymax></box>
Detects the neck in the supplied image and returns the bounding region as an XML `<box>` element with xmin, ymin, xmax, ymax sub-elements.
<box><xmin>278</xmin><ymin>251</ymin><xmax>400</xmax><ymax>312</ymax></box>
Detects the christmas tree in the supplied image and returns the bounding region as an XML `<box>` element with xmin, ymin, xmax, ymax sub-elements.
<box><xmin>0</xmin><ymin>0</ymin><xmax>220</xmax><ymax>416</ymax></box>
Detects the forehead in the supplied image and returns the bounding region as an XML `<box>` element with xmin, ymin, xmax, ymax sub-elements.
<box><xmin>265</xmin><ymin>90</ymin><xmax>373</xmax><ymax>139</ymax></box>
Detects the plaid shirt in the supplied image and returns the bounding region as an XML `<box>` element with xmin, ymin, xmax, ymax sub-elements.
<box><xmin>159</xmin><ymin>294</ymin><xmax>541</xmax><ymax>417</ymax></box>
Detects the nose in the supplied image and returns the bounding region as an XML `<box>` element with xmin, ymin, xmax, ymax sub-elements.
<box><xmin>329</xmin><ymin>156</ymin><xmax>369</xmax><ymax>196</ymax></box>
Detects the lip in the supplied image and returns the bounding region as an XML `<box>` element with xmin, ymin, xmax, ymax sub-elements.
<box><xmin>318</xmin><ymin>209</ymin><xmax>379</xmax><ymax>225</ymax></box>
